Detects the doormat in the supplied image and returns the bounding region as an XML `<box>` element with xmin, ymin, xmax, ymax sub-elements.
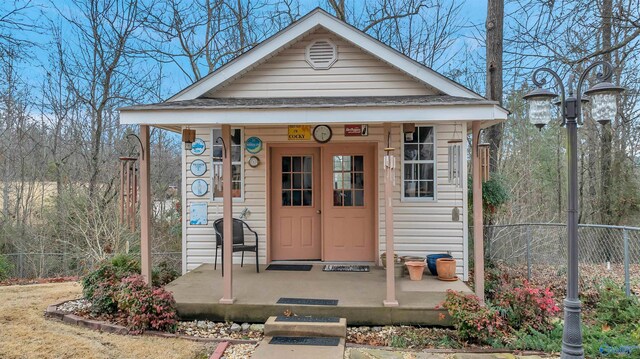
<box><xmin>275</xmin><ymin>316</ymin><xmax>340</xmax><ymax>323</ymax></box>
<box><xmin>266</xmin><ymin>264</ymin><xmax>313</xmax><ymax>271</ymax></box>
<box><xmin>269</xmin><ymin>336</ymin><xmax>340</xmax><ymax>346</ymax></box>
<box><xmin>277</xmin><ymin>297</ymin><xmax>339</xmax><ymax>306</ymax></box>
<box><xmin>322</xmin><ymin>265</ymin><xmax>370</xmax><ymax>272</ymax></box>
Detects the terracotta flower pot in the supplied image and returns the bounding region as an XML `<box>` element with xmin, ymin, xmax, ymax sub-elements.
<box><xmin>380</xmin><ymin>252</ymin><xmax>399</xmax><ymax>269</ymax></box>
<box><xmin>405</xmin><ymin>261</ymin><xmax>426</xmax><ymax>281</ymax></box>
<box><xmin>436</xmin><ymin>258</ymin><xmax>457</xmax><ymax>281</ymax></box>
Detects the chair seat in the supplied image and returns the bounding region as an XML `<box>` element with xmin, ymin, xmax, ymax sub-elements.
<box><xmin>232</xmin><ymin>244</ymin><xmax>257</xmax><ymax>251</ymax></box>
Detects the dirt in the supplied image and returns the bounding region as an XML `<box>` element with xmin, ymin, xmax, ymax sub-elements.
<box><xmin>0</xmin><ymin>282</ymin><xmax>210</xmax><ymax>359</ymax></box>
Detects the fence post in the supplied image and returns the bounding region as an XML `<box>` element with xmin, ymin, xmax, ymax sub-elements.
<box><xmin>623</xmin><ymin>229</ymin><xmax>630</xmax><ymax>297</ymax></box>
<box><xmin>526</xmin><ymin>225</ymin><xmax>532</xmax><ymax>281</ymax></box>
<box><xmin>18</xmin><ymin>253</ymin><xmax>23</xmax><ymax>278</ymax></box>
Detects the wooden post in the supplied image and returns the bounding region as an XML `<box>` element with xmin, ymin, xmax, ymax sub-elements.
<box><xmin>383</xmin><ymin>123</ymin><xmax>398</xmax><ymax>307</ymax></box>
<box><xmin>472</xmin><ymin>121</ymin><xmax>485</xmax><ymax>304</ymax></box>
<box><xmin>139</xmin><ymin>125</ymin><xmax>152</xmax><ymax>285</ymax></box>
<box><xmin>220</xmin><ymin>124</ymin><xmax>235</xmax><ymax>304</ymax></box>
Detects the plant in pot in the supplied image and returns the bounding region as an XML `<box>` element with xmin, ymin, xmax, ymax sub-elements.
<box><xmin>435</xmin><ymin>258</ymin><xmax>457</xmax><ymax>281</ymax></box>
<box><xmin>405</xmin><ymin>260</ymin><xmax>427</xmax><ymax>281</ymax></box>
<box><xmin>426</xmin><ymin>253</ymin><xmax>452</xmax><ymax>275</ymax></box>
<box><xmin>380</xmin><ymin>252</ymin><xmax>399</xmax><ymax>269</ymax></box>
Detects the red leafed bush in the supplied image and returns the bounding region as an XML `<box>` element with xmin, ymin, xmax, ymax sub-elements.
<box><xmin>116</xmin><ymin>275</ymin><xmax>178</xmax><ymax>334</ymax></box>
<box><xmin>439</xmin><ymin>289</ymin><xmax>510</xmax><ymax>344</ymax></box>
<box><xmin>493</xmin><ymin>280</ymin><xmax>560</xmax><ymax>332</ymax></box>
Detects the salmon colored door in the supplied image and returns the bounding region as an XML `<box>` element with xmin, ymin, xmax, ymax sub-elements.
<box><xmin>322</xmin><ymin>145</ymin><xmax>376</xmax><ymax>262</ymax></box>
<box><xmin>270</xmin><ymin>147</ymin><xmax>322</xmax><ymax>260</ymax></box>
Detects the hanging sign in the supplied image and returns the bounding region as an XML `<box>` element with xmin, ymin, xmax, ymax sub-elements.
<box><xmin>190</xmin><ymin>138</ymin><xmax>206</xmax><ymax>155</ymax></box>
<box><xmin>344</xmin><ymin>124</ymin><xmax>368</xmax><ymax>137</ymax></box>
<box><xmin>189</xmin><ymin>202</ymin><xmax>208</xmax><ymax>225</ymax></box>
<box><xmin>245</xmin><ymin>136</ymin><xmax>263</xmax><ymax>154</ymax></box>
<box><xmin>191</xmin><ymin>179</ymin><xmax>209</xmax><ymax>197</ymax></box>
<box><xmin>190</xmin><ymin>159</ymin><xmax>207</xmax><ymax>176</ymax></box>
<box><xmin>288</xmin><ymin>125</ymin><xmax>311</xmax><ymax>140</ymax></box>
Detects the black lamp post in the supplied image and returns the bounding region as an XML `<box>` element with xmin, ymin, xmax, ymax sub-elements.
<box><xmin>523</xmin><ymin>61</ymin><xmax>624</xmax><ymax>359</ymax></box>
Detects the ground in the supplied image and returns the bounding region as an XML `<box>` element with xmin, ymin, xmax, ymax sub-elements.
<box><xmin>0</xmin><ymin>282</ymin><xmax>209</xmax><ymax>359</ymax></box>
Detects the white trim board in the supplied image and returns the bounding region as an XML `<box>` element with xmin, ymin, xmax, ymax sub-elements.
<box><xmin>169</xmin><ymin>8</ymin><xmax>482</xmax><ymax>101</ymax></box>
<box><xmin>120</xmin><ymin>104</ymin><xmax>508</xmax><ymax>126</ymax></box>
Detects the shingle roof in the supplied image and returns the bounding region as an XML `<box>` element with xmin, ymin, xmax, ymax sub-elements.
<box><xmin>120</xmin><ymin>95</ymin><xmax>498</xmax><ymax>111</ymax></box>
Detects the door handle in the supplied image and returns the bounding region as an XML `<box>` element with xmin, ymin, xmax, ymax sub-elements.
<box><xmin>316</xmin><ymin>210</ymin><xmax>321</xmax><ymax>214</ymax></box>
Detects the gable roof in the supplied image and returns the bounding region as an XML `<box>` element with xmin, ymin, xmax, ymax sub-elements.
<box><xmin>169</xmin><ymin>8</ymin><xmax>483</xmax><ymax>101</ymax></box>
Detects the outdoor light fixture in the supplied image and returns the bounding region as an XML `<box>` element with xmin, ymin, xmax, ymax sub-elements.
<box><xmin>182</xmin><ymin>128</ymin><xmax>196</xmax><ymax>150</ymax></box>
<box><xmin>523</xmin><ymin>61</ymin><xmax>625</xmax><ymax>359</ymax></box>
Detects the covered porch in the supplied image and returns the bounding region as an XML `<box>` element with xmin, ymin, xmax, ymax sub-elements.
<box><xmin>166</xmin><ymin>263</ymin><xmax>472</xmax><ymax>325</ymax></box>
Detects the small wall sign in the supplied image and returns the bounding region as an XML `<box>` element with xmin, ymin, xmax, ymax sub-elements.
<box><xmin>191</xmin><ymin>179</ymin><xmax>209</xmax><ymax>197</ymax></box>
<box><xmin>189</xmin><ymin>202</ymin><xmax>208</xmax><ymax>225</ymax></box>
<box><xmin>190</xmin><ymin>159</ymin><xmax>207</xmax><ymax>176</ymax></box>
<box><xmin>190</xmin><ymin>138</ymin><xmax>206</xmax><ymax>155</ymax></box>
<box><xmin>344</xmin><ymin>124</ymin><xmax>368</xmax><ymax>136</ymax></box>
<box><xmin>245</xmin><ymin>136</ymin><xmax>263</xmax><ymax>154</ymax></box>
<box><xmin>288</xmin><ymin>125</ymin><xmax>312</xmax><ymax>140</ymax></box>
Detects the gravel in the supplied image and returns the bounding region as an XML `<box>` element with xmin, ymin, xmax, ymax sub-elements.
<box><xmin>176</xmin><ymin>320</ymin><xmax>264</xmax><ymax>340</ymax></box>
<box><xmin>223</xmin><ymin>343</ymin><xmax>257</xmax><ymax>359</ymax></box>
<box><xmin>56</xmin><ymin>299</ymin><xmax>91</xmax><ymax>313</ymax></box>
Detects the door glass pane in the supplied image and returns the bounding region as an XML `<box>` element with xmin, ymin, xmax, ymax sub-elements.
<box><xmin>303</xmin><ymin>173</ymin><xmax>312</xmax><ymax>189</ymax></box>
<box><xmin>282</xmin><ymin>173</ymin><xmax>291</xmax><ymax>189</ymax></box>
<box><xmin>303</xmin><ymin>190</ymin><xmax>312</xmax><ymax>206</ymax></box>
<box><xmin>282</xmin><ymin>157</ymin><xmax>291</xmax><ymax>172</ymax></box>
<box><xmin>282</xmin><ymin>190</ymin><xmax>291</xmax><ymax>205</ymax></box>
<box><xmin>282</xmin><ymin>155</ymin><xmax>312</xmax><ymax>207</ymax></box>
<box><xmin>293</xmin><ymin>173</ymin><xmax>302</xmax><ymax>189</ymax></box>
<box><xmin>292</xmin><ymin>157</ymin><xmax>302</xmax><ymax>172</ymax></box>
<box><xmin>292</xmin><ymin>190</ymin><xmax>302</xmax><ymax>206</ymax></box>
<box><xmin>332</xmin><ymin>155</ymin><xmax>364</xmax><ymax>207</ymax></box>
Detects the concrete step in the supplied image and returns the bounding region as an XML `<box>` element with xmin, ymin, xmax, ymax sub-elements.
<box><xmin>251</xmin><ymin>336</ymin><xmax>345</xmax><ymax>359</ymax></box>
<box><xmin>264</xmin><ymin>315</ymin><xmax>347</xmax><ymax>338</ymax></box>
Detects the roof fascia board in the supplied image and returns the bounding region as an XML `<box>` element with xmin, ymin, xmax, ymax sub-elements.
<box><xmin>120</xmin><ymin>104</ymin><xmax>507</xmax><ymax>126</ymax></box>
<box><xmin>169</xmin><ymin>10</ymin><xmax>482</xmax><ymax>101</ymax></box>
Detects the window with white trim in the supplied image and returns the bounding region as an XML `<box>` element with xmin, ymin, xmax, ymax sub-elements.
<box><xmin>402</xmin><ymin>126</ymin><xmax>435</xmax><ymax>199</ymax></box>
<box><xmin>211</xmin><ymin>128</ymin><xmax>243</xmax><ymax>200</ymax></box>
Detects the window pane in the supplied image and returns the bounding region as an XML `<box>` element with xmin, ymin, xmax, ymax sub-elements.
<box><xmin>333</xmin><ymin>173</ymin><xmax>343</xmax><ymax>189</ymax></box>
<box><xmin>282</xmin><ymin>173</ymin><xmax>291</xmax><ymax>189</ymax></box>
<box><xmin>418</xmin><ymin>181</ymin><xmax>434</xmax><ymax>198</ymax></box>
<box><xmin>303</xmin><ymin>173</ymin><xmax>312</xmax><ymax>189</ymax></box>
<box><xmin>282</xmin><ymin>190</ymin><xmax>291</xmax><ymax>206</ymax></box>
<box><xmin>333</xmin><ymin>191</ymin><xmax>343</xmax><ymax>206</ymax></box>
<box><xmin>353</xmin><ymin>156</ymin><xmax>363</xmax><ymax>171</ymax></box>
<box><xmin>282</xmin><ymin>157</ymin><xmax>291</xmax><ymax>172</ymax></box>
<box><xmin>404</xmin><ymin>144</ymin><xmax>419</xmax><ymax>160</ymax></box>
<box><xmin>342</xmin><ymin>173</ymin><xmax>351</xmax><ymax>189</ymax></box>
<box><xmin>303</xmin><ymin>156</ymin><xmax>312</xmax><ymax>172</ymax></box>
<box><xmin>342</xmin><ymin>156</ymin><xmax>351</xmax><ymax>171</ymax></box>
<box><xmin>231</xmin><ymin>129</ymin><xmax>241</xmax><ymax>145</ymax></box>
<box><xmin>212</xmin><ymin>146</ymin><xmax>223</xmax><ymax>161</ymax></box>
<box><xmin>232</xmin><ymin>181</ymin><xmax>241</xmax><ymax>197</ymax></box>
<box><xmin>232</xmin><ymin>165</ymin><xmax>241</xmax><ymax>181</ymax></box>
<box><xmin>405</xmin><ymin>130</ymin><xmax>418</xmax><ymax>144</ymax></box>
<box><xmin>343</xmin><ymin>190</ymin><xmax>353</xmax><ymax>206</ymax></box>
<box><xmin>293</xmin><ymin>173</ymin><xmax>302</xmax><ymax>189</ymax></box>
<box><xmin>354</xmin><ymin>190</ymin><xmax>364</xmax><ymax>206</ymax></box>
<box><xmin>419</xmin><ymin>163</ymin><xmax>434</xmax><ymax>181</ymax></box>
<box><xmin>303</xmin><ymin>190</ymin><xmax>312</xmax><ymax>206</ymax></box>
<box><xmin>292</xmin><ymin>156</ymin><xmax>302</xmax><ymax>172</ymax></box>
<box><xmin>231</xmin><ymin>145</ymin><xmax>241</xmax><ymax>162</ymax></box>
<box><xmin>419</xmin><ymin>144</ymin><xmax>433</xmax><ymax>161</ymax></box>
<box><xmin>333</xmin><ymin>156</ymin><xmax>342</xmax><ymax>170</ymax></box>
<box><xmin>418</xmin><ymin>126</ymin><xmax>433</xmax><ymax>143</ymax></box>
<box><xmin>404</xmin><ymin>164</ymin><xmax>412</xmax><ymax>180</ymax></box>
<box><xmin>292</xmin><ymin>190</ymin><xmax>302</xmax><ymax>205</ymax></box>
<box><xmin>354</xmin><ymin>173</ymin><xmax>364</xmax><ymax>189</ymax></box>
<box><xmin>404</xmin><ymin>181</ymin><xmax>417</xmax><ymax>197</ymax></box>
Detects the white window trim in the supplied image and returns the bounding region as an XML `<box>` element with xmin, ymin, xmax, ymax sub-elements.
<box><xmin>210</xmin><ymin>127</ymin><xmax>244</xmax><ymax>203</ymax></box>
<box><xmin>401</xmin><ymin>124</ymin><xmax>437</xmax><ymax>202</ymax></box>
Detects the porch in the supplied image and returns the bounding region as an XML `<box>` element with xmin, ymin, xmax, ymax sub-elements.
<box><xmin>166</xmin><ymin>263</ymin><xmax>472</xmax><ymax>325</ymax></box>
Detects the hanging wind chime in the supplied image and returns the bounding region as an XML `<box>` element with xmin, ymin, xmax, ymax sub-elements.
<box><xmin>119</xmin><ymin>156</ymin><xmax>139</xmax><ymax>232</ymax></box>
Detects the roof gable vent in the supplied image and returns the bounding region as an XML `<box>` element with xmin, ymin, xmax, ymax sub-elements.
<box><xmin>305</xmin><ymin>39</ymin><xmax>337</xmax><ymax>69</ymax></box>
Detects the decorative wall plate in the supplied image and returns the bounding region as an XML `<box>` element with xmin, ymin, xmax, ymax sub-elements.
<box><xmin>248</xmin><ymin>155</ymin><xmax>260</xmax><ymax>168</ymax></box>
<box><xmin>191</xmin><ymin>179</ymin><xmax>208</xmax><ymax>197</ymax></box>
<box><xmin>245</xmin><ymin>136</ymin><xmax>263</xmax><ymax>154</ymax></box>
<box><xmin>190</xmin><ymin>138</ymin><xmax>206</xmax><ymax>155</ymax></box>
<box><xmin>190</xmin><ymin>159</ymin><xmax>207</xmax><ymax>176</ymax></box>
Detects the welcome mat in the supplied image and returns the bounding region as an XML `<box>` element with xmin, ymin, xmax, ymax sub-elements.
<box><xmin>266</xmin><ymin>264</ymin><xmax>313</xmax><ymax>271</ymax></box>
<box><xmin>277</xmin><ymin>297</ymin><xmax>338</xmax><ymax>306</ymax></box>
<box><xmin>269</xmin><ymin>336</ymin><xmax>340</xmax><ymax>346</ymax></box>
<box><xmin>322</xmin><ymin>264</ymin><xmax>370</xmax><ymax>272</ymax></box>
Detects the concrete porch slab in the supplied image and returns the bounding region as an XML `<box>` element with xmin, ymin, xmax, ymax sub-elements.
<box><xmin>165</xmin><ymin>264</ymin><xmax>472</xmax><ymax>326</ymax></box>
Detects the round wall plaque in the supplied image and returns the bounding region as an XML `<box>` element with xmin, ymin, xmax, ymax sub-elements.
<box><xmin>191</xmin><ymin>179</ymin><xmax>208</xmax><ymax>197</ymax></box>
<box><xmin>248</xmin><ymin>155</ymin><xmax>260</xmax><ymax>168</ymax></box>
<box><xmin>245</xmin><ymin>136</ymin><xmax>263</xmax><ymax>154</ymax></box>
<box><xmin>190</xmin><ymin>159</ymin><xmax>207</xmax><ymax>176</ymax></box>
<box><xmin>190</xmin><ymin>138</ymin><xmax>206</xmax><ymax>155</ymax></box>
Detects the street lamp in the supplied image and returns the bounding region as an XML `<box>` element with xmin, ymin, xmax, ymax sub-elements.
<box><xmin>523</xmin><ymin>61</ymin><xmax>625</xmax><ymax>359</ymax></box>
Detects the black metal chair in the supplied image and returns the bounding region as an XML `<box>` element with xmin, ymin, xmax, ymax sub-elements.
<box><xmin>213</xmin><ymin>218</ymin><xmax>259</xmax><ymax>275</ymax></box>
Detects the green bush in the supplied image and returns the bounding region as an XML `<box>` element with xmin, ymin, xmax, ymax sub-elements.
<box><xmin>0</xmin><ymin>255</ymin><xmax>13</xmax><ymax>281</ymax></box>
<box><xmin>116</xmin><ymin>275</ymin><xmax>178</xmax><ymax>334</ymax></box>
<box><xmin>81</xmin><ymin>254</ymin><xmax>140</xmax><ymax>314</ymax></box>
<box><xmin>152</xmin><ymin>261</ymin><xmax>179</xmax><ymax>286</ymax></box>
<box><xmin>594</xmin><ymin>279</ymin><xmax>640</xmax><ymax>329</ymax></box>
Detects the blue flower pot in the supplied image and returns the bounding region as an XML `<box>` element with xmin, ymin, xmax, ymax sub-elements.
<box><xmin>426</xmin><ymin>254</ymin><xmax>452</xmax><ymax>275</ymax></box>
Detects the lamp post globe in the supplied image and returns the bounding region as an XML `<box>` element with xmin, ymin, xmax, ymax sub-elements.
<box><xmin>584</xmin><ymin>81</ymin><xmax>625</xmax><ymax>125</ymax></box>
<box><xmin>523</xmin><ymin>87</ymin><xmax>557</xmax><ymax>129</ymax></box>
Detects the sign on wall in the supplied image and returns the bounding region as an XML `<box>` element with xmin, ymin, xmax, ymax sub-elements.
<box><xmin>245</xmin><ymin>136</ymin><xmax>263</xmax><ymax>153</ymax></box>
<box><xmin>344</xmin><ymin>124</ymin><xmax>368</xmax><ymax>137</ymax></box>
<box><xmin>189</xmin><ymin>202</ymin><xmax>208</xmax><ymax>225</ymax></box>
<box><xmin>288</xmin><ymin>125</ymin><xmax>311</xmax><ymax>140</ymax></box>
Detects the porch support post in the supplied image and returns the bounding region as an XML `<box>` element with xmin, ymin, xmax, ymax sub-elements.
<box><xmin>219</xmin><ymin>124</ymin><xmax>236</xmax><ymax>304</ymax></box>
<box><xmin>472</xmin><ymin>121</ymin><xmax>485</xmax><ymax>304</ymax></box>
<box><xmin>139</xmin><ymin>125</ymin><xmax>152</xmax><ymax>285</ymax></box>
<box><xmin>383</xmin><ymin>123</ymin><xmax>398</xmax><ymax>307</ymax></box>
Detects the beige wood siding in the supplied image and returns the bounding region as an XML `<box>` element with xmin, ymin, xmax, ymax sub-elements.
<box><xmin>182</xmin><ymin>123</ymin><xmax>467</xmax><ymax>278</ymax></box>
<box><xmin>205</xmin><ymin>28</ymin><xmax>436</xmax><ymax>98</ymax></box>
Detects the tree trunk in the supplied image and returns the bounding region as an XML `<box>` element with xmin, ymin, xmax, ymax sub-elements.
<box><xmin>485</xmin><ymin>0</ymin><xmax>504</xmax><ymax>175</ymax></box>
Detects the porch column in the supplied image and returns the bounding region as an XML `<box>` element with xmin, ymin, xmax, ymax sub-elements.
<box><xmin>139</xmin><ymin>125</ymin><xmax>152</xmax><ymax>285</ymax></box>
<box><xmin>219</xmin><ymin>124</ymin><xmax>236</xmax><ymax>304</ymax></box>
<box><xmin>383</xmin><ymin>123</ymin><xmax>398</xmax><ymax>307</ymax></box>
<box><xmin>472</xmin><ymin>121</ymin><xmax>485</xmax><ymax>304</ymax></box>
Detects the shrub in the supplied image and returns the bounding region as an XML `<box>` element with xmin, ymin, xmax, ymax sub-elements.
<box><xmin>81</xmin><ymin>254</ymin><xmax>140</xmax><ymax>314</ymax></box>
<box><xmin>116</xmin><ymin>275</ymin><xmax>178</xmax><ymax>334</ymax></box>
<box><xmin>493</xmin><ymin>280</ymin><xmax>560</xmax><ymax>332</ymax></box>
<box><xmin>152</xmin><ymin>261</ymin><xmax>179</xmax><ymax>286</ymax></box>
<box><xmin>440</xmin><ymin>290</ymin><xmax>510</xmax><ymax>344</ymax></box>
<box><xmin>594</xmin><ymin>279</ymin><xmax>640</xmax><ymax>329</ymax></box>
<box><xmin>0</xmin><ymin>255</ymin><xmax>13</xmax><ymax>281</ymax></box>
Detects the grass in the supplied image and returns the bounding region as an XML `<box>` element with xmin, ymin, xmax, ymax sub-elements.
<box><xmin>0</xmin><ymin>282</ymin><xmax>211</xmax><ymax>359</ymax></box>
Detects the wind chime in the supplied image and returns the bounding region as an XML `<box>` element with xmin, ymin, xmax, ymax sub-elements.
<box><xmin>448</xmin><ymin>124</ymin><xmax>464</xmax><ymax>221</ymax></box>
<box><xmin>119</xmin><ymin>156</ymin><xmax>139</xmax><ymax>232</ymax></box>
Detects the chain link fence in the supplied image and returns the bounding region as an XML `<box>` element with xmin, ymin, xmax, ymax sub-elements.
<box><xmin>1</xmin><ymin>252</ymin><xmax>181</xmax><ymax>279</ymax></box>
<box><xmin>481</xmin><ymin>223</ymin><xmax>640</xmax><ymax>296</ymax></box>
